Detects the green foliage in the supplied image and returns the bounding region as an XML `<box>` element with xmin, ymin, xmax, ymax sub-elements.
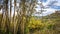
<box><xmin>47</xmin><ymin>23</ymin><xmax>54</xmax><ymax>29</ymax></box>
<box><xmin>26</xmin><ymin>17</ymin><xmax>55</xmax><ymax>32</ymax></box>
<box><xmin>28</xmin><ymin>17</ymin><xmax>45</xmax><ymax>29</ymax></box>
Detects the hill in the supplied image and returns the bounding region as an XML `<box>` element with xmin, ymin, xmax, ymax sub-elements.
<box><xmin>43</xmin><ymin>11</ymin><xmax>60</xmax><ymax>34</ymax></box>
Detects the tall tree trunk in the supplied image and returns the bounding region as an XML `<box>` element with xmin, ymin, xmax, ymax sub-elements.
<box><xmin>14</xmin><ymin>0</ymin><xmax>16</xmax><ymax>34</ymax></box>
<box><xmin>21</xmin><ymin>0</ymin><xmax>26</xmax><ymax>34</ymax></box>
<box><xmin>17</xmin><ymin>0</ymin><xmax>26</xmax><ymax>34</ymax></box>
<box><xmin>10</xmin><ymin>0</ymin><xmax>14</xmax><ymax>34</ymax></box>
<box><xmin>4</xmin><ymin>0</ymin><xmax>9</xmax><ymax>34</ymax></box>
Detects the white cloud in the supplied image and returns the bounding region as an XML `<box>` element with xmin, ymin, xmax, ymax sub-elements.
<box><xmin>53</xmin><ymin>1</ymin><xmax>60</xmax><ymax>6</ymax></box>
<box><xmin>35</xmin><ymin>0</ymin><xmax>60</xmax><ymax>16</ymax></box>
<box><xmin>34</xmin><ymin>8</ymin><xmax>56</xmax><ymax>16</ymax></box>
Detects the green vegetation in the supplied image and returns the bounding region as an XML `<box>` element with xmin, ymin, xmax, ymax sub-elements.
<box><xmin>25</xmin><ymin>11</ymin><xmax>60</xmax><ymax>34</ymax></box>
<box><xmin>0</xmin><ymin>0</ymin><xmax>60</xmax><ymax>34</ymax></box>
<box><xmin>0</xmin><ymin>11</ymin><xmax>60</xmax><ymax>34</ymax></box>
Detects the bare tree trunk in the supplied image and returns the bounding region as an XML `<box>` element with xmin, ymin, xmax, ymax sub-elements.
<box><xmin>4</xmin><ymin>0</ymin><xmax>9</xmax><ymax>34</ymax></box>
<box><xmin>10</xmin><ymin>0</ymin><xmax>14</xmax><ymax>34</ymax></box>
<box><xmin>20</xmin><ymin>0</ymin><xmax>26</xmax><ymax>34</ymax></box>
<box><xmin>17</xmin><ymin>0</ymin><xmax>26</xmax><ymax>34</ymax></box>
<box><xmin>0</xmin><ymin>14</ymin><xmax>3</xmax><ymax>34</ymax></box>
<box><xmin>14</xmin><ymin>0</ymin><xmax>16</xmax><ymax>34</ymax></box>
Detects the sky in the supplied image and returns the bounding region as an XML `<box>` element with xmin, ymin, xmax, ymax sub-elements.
<box><xmin>34</xmin><ymin>0</ymin><xmax>60</xmax><ymax>16</ymax></box>
<box><xmin>0</xmin><ymin>0</ymin><xmax>60</xmax><ymax>16</ymax></box>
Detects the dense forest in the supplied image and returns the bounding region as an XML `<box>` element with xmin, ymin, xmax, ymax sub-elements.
<box><xmin>0</xmin><ymin>0</ymin><xmax>60</xmax><ymax>34</ymax></box>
